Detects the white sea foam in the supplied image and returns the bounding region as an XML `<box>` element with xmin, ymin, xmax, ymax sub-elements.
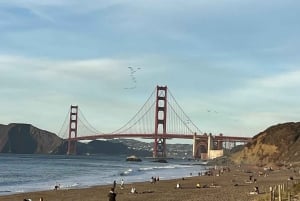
<box><xmin>0</xmin><ymin>154</ymin><xmax>207</xmax><ymax>195</ymax></box>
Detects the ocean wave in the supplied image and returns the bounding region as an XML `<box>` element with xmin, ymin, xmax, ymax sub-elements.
<box><xmin>56</xmin><ymin>182</ymin><xmax>81</xmax><ymax>190</ymax></box>
<box><xmin>138</xmin><ymin>164</ymin><xmax>191</xmax><ymax>172</ymax></box>
<box><xmin>120</xmin><ymin>168</ymin><xmax>133</xmax><ymax>176</ymax></box>
<box><xmin>0</xmin><ymin>154</ymin><xmax>207</xmax><ymax>196</ymax></box>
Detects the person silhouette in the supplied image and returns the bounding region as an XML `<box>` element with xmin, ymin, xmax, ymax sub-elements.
<box><xmin>113</xmin><ymin>180</ymin><xmax>116</xmax><ymax>189</ymax></box>
<box><xmin>108</xmin><ymin>188</ymin><xmax>117</xmax><ymax>201</ymax></box>
<box><xmin>120</xmin><ymin>179</ymin><xmax>124</xmax><ymax>189</ymax></box>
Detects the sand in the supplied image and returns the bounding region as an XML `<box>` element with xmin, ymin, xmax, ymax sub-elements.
<box><xmin>1</xmin><ymin>164</ymin><xmax>299</xmax><ymax>201</ymax></box>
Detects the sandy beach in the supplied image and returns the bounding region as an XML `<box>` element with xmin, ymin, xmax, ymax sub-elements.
<box><xmin>1</xmin><ymin>164</ymin><xmax>299</xmax><ymax>201</ymax></box>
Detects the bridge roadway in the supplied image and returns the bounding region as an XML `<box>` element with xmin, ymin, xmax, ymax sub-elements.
<box><xmin>69</xmin><ymin>133</ymin><xmax>252</xmax><ymax>143</ymax></box>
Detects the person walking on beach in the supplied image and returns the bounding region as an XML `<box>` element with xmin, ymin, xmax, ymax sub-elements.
<box><xmin>113</xmin><ymin>180</ymin><xmax>116</xmax><ymax>189</ymax></box>
<box><xmin>108</xmin><ymin>188</ymin><xmax>117</xmax><ymax>201</ymax></box>
<box><xmin>120</xmin><ymin>179</ymin><xmax>124</xmax><ymax>189</ymax></box>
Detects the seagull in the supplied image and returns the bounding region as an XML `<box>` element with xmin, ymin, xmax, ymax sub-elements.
<box><xmin>207</xmin><ymin>109</ymin><xmax>218</xmax><ymax>114</ymax></box>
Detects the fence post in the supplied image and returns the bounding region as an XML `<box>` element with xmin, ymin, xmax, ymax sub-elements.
<box><xmin>278</xmin><ymin>184</ymin><xmax>281</xmax><ymax>201</ymax></box>
<box><xmin>269</xmin><ymin>186</ymin><xmax>273</xmax><ymax>201</ymax></box>
<box><xmin>272</xmin><ymin>186</ymin><xmax>276</xmax><ymax>201</ymax></box>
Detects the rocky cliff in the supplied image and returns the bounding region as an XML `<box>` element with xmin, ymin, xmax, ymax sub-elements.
<box><xmin>0</xmin><ymin>123</ymin><xmax>63</xmax><ymax>154</ymax></box>
<box><xmin>231</xmin><ymin>122</ymin><xmax>300</xmax><ymax>166</ymax></box>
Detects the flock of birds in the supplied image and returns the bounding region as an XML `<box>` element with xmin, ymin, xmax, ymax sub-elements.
<box><xmin>124</xmin><ymin>66</ymin><xmax>141</xmax><ymax>90</ymax></box>
<box><xmin>122</xmin><ymin>67</ymin><xmax>220</xmax><ymax>117</ymax></box>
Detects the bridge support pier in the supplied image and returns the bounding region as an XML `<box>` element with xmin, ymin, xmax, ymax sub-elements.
<box><xmin>153</xmin><ymin>86</ymin><xmax>168</xmax><ymax>158</ymax></box>
<box><xmin>217</xmin><ymin>133</ymin><xmax>223</xmax><ymax>149</ymax></box>
<box><xmin>207</xmin><ymin>133</ymin><xmax>212</xmax><ymax>159</ymax></box>
<box><xmin>192</xmin><ymin>133</ymin><xmax>197</xmax><ymax>158</ymax></box>
<box><xmin>193</xmin><ymin>133</ymin><xmax>208</xmax><ymax>159</ymax></box>
<box><xmin>193</xmin><ymin>133</ymin><xmax>224</xmax><ymax>160</ymax></box>
<box><xmin>67</xmin><ymin>105</ymin><xmax>78</xmax><ymax>155</ymax></box>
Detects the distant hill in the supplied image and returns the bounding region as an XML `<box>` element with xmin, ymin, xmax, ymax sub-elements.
<box><xmin>0</xmin><ymin>123</ymin><xmax>63</xmax><ymax>154</ymax></box>
<box><xmin>0</xmin><ymin>123</ymin><xmax>194</xmax><ymax>157</ymax></box>
<box><xmin>231</xmin><ymin>122</ymin><xmax>300</xmax><ymax>166</ymax></box>
<box><xmin>110</xmin><ymin>139</ymin><xmax>193</xmax><ymax>158</ymax></box>
<box><xmin>0</xmin><ymin>123</ymin><xmax>153</xmax><ymax>156</ymax></box>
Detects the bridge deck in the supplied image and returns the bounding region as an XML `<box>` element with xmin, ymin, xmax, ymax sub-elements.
<box><xmin>68</xmin><ymin>133</ymin><xmax>252</xmax><ymax>143</ymax></box>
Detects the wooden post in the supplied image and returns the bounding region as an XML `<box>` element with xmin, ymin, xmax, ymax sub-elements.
<box><xmin>278</xmin><ymin>184</ymin><xmax>281</xmax><ymax>201</ymax></box>
<box><xmin>269</xmin><ymin>186</ymin><xmax>273</xmax><ymax>201</ymax></box>
<box><xmin>272</xmin><ymin>186</ymin><xmax>275</xmax><ymax>201</ymax></box>
<box><xmin>270</xmin><ymin>191</ymin><xmax>273</xmax><ymax>201</ymax></box>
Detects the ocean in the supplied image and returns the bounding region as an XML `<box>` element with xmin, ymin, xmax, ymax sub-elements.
<box><xmin>0</xmin><ymin>154</ymin><xmax>207</xmax><ymax>196</ymax></box>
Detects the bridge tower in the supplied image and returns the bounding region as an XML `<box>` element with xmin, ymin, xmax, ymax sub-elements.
<box><xmin>153</xmin><ymin>85</ymin><xmax>168</xmax><ymax>158</ymax></box>
<box><xmin>67</xmin><ymin>105</ymin><xmax>78</xmax><ymax>155</ymax></box>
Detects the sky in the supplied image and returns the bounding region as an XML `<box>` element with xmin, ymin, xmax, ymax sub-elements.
<box><xmin>0</xmin><ymin>0</ymin><xmax>300</xmax><ymax>142</ymax></box>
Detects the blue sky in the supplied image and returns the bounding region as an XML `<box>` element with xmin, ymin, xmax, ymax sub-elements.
<box><xmin>1</xmin><ymin>0</ymin><xmax>300</xmax><ymax>141</ymax></box>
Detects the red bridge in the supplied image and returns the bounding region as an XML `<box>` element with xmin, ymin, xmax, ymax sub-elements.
<box><xmin>59</xmin><ymin>86</ymin><xmax>251</xmax><ymax>159</ymax></box>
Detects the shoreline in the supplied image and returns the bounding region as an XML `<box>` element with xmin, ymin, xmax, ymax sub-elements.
<box><xmin>0</xmin><ymin>165</ymin><xmax>299</xmax><ymax>201</ymax></box>
<box><xmin>0</xmin><ymin>168</ymin><xmax>208</xmax><ymax>197</ymax></box>
<box><xmin>0</xmin><ymin>159</ymin><xmax>210</xmax><ymax>197</ymax></box>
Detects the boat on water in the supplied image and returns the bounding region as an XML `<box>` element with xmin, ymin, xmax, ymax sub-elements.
<box><xmin>126</xmin><ymin>155</ymin><xmax>142</xmax><ymax>162</ymax></box>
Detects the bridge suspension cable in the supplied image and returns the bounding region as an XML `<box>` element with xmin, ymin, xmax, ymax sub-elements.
<box><xmin>77</xmin><ymin>108</ymin><xmax>104</xmax><ymax>135</ymax></box>
<box><xmin>111</xmin><ymin>88</ymin><xmax>156</xmax><ymax>134</ymax></box>
<box><xmin>61</xmin><ymin>86</ymin><xmax>204</xmax><ymax>140</ymax></box>
<box><xmin>167</xmin><ymin>89</ymin><xmax>203</xmax><ymax>135</ymax></box>
<box><xmin>57</xmin><ymin>108</ymin><xmax>70</xmax><ymax>139</ymax></box>
<box><xmin>62</xmin><ymin>85</ymin><xmax>251</xmax><ymax>157</ymax></box>
<box><xmin>108</xmin><ymin>86</ymin><xmax>204</xmax><ymax>136</ymax></box>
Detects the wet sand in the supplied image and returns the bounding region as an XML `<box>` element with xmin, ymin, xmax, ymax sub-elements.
<box><xmin>0</xmin><ymin>165</ymin><xmax>298</xmax><ymax>201</ymax></box>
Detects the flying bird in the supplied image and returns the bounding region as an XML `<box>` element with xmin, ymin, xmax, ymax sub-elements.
<box><xmin>207</xmin><ymin>109</ymin><xmax>218</xmax><ymax>114</ymax></box>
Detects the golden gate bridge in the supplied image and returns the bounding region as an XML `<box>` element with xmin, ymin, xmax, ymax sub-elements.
<box><xmin>58</xmin><ymin>85</ymin><xmax>251</xmax><ymax>159</ymax></box>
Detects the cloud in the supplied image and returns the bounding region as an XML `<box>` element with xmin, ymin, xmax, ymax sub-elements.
<box><xmin>0</xmin><ymin>54</ymin><xmax>149</xmax><ymax>114</ymax></box>
<box><xmin>258</xmin><ymin>70</ymin><xmax>300</xmax><ymax>89</ymax></box>
<box><xmin>1</xmin><ymin>0</ymin><xmax>299</xmax><ymax>62</ymax></box>
<box><xmin>0</xmin><ymin>54</ymin><xmax>133</xmax><ymax>81</ymax></box>
<box><xmin>0</xmin><ymin>52</ymin><xmax>299</xmax><ymax>138</ymax></box>
<box><xmin>0</xmin><ymin>54</ymin><xmax>145</xmax><ymax>132</ymax></box>
<box><xmin>0</xmin><ymin>1</ymin><xmax>300</xmax><ymax>140</ymax></box>
<box><xmin>230</xmin><ymin>68</ymin><xmax>300</xmax><ymax>102</ymax></box>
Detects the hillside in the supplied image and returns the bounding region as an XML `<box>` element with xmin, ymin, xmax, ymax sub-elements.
<box><xmin>231</xmin><ymin>122</ymin><xmax>300</xmax><ymax>166</ymax></box>
<box><xmin>0</xmin><ymin>123</ymin><xmax>153</xmax><ymax>156</ymax></box>
<box><xmin>0</xmin><ymin>123</ymin><xmax>63</xmax><ymax>154</ymax></box>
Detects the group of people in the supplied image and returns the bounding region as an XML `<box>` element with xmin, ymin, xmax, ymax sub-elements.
<box><xmin>248</xmin><ymin>175</ymin><xmax>257</xmax><ymax>183</ymax></box>
<box><xmin>150</xmin><ymin>176</ymin><xmax>160</xmax><ymax>183</ymax></box>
